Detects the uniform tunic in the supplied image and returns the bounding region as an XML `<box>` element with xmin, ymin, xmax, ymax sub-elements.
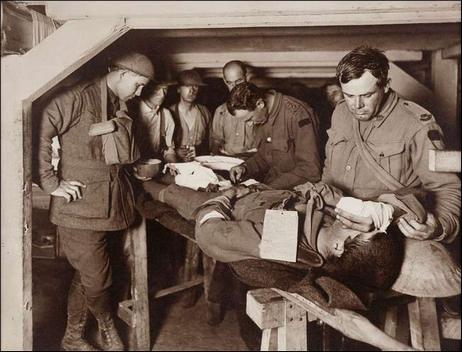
<box><xmin>210</xmin><ymin>102</ymin><xmax>258</xmax><ymax>155</ymax></box>
<box><xmin>36</xmin><ymin>77</ymin><xmax>136</xmax><ymax>231</ymax></box>
<box><xmin>243</xmin><ymin>91</ymin><xmax>322</xmax><ymax>190</ymax></box>
<box><xmin>322</xmin><ymin>90</ymin><xmax>460</xmax><ymax>243</ymax></box>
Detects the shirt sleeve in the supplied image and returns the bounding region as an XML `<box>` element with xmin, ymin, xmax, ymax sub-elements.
<box><xmin>35</xmin><ymin>89</ymin><xmax>83</xmax><ymax>194</ymax></box>
<box><xmin>210</xmin><ymin>105</ymin><xmax>225</xmax><ymax>154</ymax></box>
<box><xmin>321</xmin><ymin>106</ymin><xmax>341</xmax><ymax>185</ymax></box>
<box><xmin>267</xmin><ymin>106</ymin><xmax>322</xmax><ymax>189</ymax></box>
<box><xmin>162</xmin><ymin>109</ymin><xmax>176</xmax><ymax>155</ymax></box>
<box><xmin>408</xmin><ymin>126</ymin><xmax>461</xmax><ymax>243</ymax></box>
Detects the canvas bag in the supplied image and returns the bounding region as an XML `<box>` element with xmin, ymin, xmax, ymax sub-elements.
<box><xmin>99</xmin><ymin>79</ymin><xmax>140</xmax><ymax>165</ymax></box>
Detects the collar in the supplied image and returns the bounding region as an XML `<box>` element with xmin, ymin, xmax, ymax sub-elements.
<box><xmin>107</xmin><ymin>84</ymin><xmax>119</xmax><ymax>108</ymax></box>
<box><xmin>267</xmin><ymin>90</ymin><xmax>282</xmax><ymax>125</ymax></box>
<box><xmin>140</xmin><ymin>99</ymin><xmax>159</xmax><ymax>116</ymax></box>
<box><xmin>373</xmin><ymin>89</ymin><xmax>399</xmax><ymax>128</ymax></box>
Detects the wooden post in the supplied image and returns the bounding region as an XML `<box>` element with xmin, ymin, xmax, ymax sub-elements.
<box><xmin>128</xmin><ymin>216</ymin><xmax>150</xmax><ymax>351</ymax></box>
<box><xmin>408</xmin><ymin>297</ymin><xmax>441</xmax><ymax>351</ymax></box>
<box><xmin>277</xmin><ymin>301</ymin><xmax>307</xmax><ymax>351</ymax></box>
<box><xmin>431</xmin><ymin>48</ymin><xmax>460</xmax><ymax>148</ymax></box>
<box><xmin>1</xmin><ymin>55</ymin><xmax>33</xmax><ymax>351</ymax></box>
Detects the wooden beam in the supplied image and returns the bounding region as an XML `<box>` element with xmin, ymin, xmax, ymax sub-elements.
<box><xmin>389</xmin><ymin>61</ymin><xmax>435</xmax><ymax>112</ymax></box>
<box><xmin>152</xmin><ymin>277</ymin><xmax>204</xmax><ymax>299</ymax></box>
<box><xmin>442</xmin><ymin>42</ymin><xmax>461</xmax><ymax>59</ymax></box>
<box><xmin>432</xmin><ymin>49</ymin><xmax>459</xmax><ymax>145</ymax></box>
<box><xmin>246</xmin><ymin>288</ymin><xmax>286</xmax><ymax>330</ymax></box>
<box><xmin>162</xmin><ymin>50</ymin><xmax>423</xmax><ymax>68</ymax></box>
<box><xmin>128</xmin><ymin>216</ymin><xmax>150</xmax><ymax>351</ymax></box>
<box><xmin>273</xmin><ymin>288</ymin><xmax>417</xmax><ymax>351</ymax></box>
<box><xmin>18</xmin><ymin>18</ymin><xmax>130</xmax><ymax>103</ymax></box>
<box><xmin>1</xmin><ymin>55</ymin><xmax>33</xmax><ymax>351</ymax></box>
<box><xmin>408</xmin><ymin>297</ymin><xmax>441</xmax><ymax>351</ymax></box>
<box><xmin>277</xmin><ymin>300</ymin><xmax>307</xmax><ymax>351</ymax></box>
<box><xmin>429</xmin><ymin>150</ymin><xmax>461</xmax><ymax>172</ymax></box>
<box><xmin>46</xmin><ymin>1</ymin><xmax>461</xmax><ymax>26</ymax></box>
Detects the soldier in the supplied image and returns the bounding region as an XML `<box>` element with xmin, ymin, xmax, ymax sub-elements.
<box><xmin>169</xmin><ymin>69</ymin><xmax>211</xmax><ymax>161</ymax></box>
<box><xmin>35</xmin><ymin>52</ymin><xmax>154</xmax><ymax>350</ymax></box>
<box><xmin>228</xmin><ymin>82</ymin><xmax>322</xmax><ymax>190</ymax></box>
<box><xmin>210</xmin><ymin>60</ymin><xmax>258</xmax><ymax>156</ymax></box>
<box><xmin>323</xmin><ymin>46</ymin><xmax>460</xmax><ymax>243</ymax></box>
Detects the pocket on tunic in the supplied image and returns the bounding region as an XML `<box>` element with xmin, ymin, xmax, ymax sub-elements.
<box><xmin>367</xmin><ymin>141</ymin><xmax>405</xmax><ymax>180</ymax></box>
<box><xmin>57</xmin><ymin>168</ymin><xmax>110</xmax><ymax>219</ymax></box>
<box><xmin>326</xmin><ymin>130</ymin><xmax>349</xmax><ymax>169</ymax></box>
<box><xmin>271</xmin><ymin>139</ymin><xmax>294</xmax><ymax>172</ymax></box>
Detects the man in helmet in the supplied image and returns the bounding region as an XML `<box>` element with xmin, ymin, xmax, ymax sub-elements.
<box><xmin>34</xmin><ymin>51</ymin><xmax>154</xmax><ymax>351</ymax></box>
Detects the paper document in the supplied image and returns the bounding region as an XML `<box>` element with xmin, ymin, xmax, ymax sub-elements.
<box><xmin>260</xmin><ymin>210</ymin><xmax>298</xmax><ymax>262</ymax></box>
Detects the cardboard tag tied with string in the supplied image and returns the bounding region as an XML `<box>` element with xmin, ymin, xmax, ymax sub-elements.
<box><xmin>260</xmin><ymin>210</ymin><xmax>298</xmax><ymax>262</ymax></box>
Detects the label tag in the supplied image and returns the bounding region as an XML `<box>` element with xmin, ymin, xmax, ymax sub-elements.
<box><xmin>260</xmin><ymin>210</ymin><xmax>298</xmax><ymax>262</ymax></box>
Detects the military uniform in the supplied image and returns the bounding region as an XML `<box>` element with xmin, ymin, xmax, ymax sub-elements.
<box><xmin>322</xmin><ymin>89</ymin><xmax>460</xmax><ymax>243</ymax></box>
<box><xmin>36</xmin><ymin>77</ymin><xmax>136</xmax><ymax>312</ymax></box>
<box><xmin>210</xmin><ymin>102</ymin><xmax>258</xmax><ymax>155</ymax></box>
<box><xmin>242</xmin><ymin>91</ymin><xmax>322</xmax><ymax>190</ymax></box>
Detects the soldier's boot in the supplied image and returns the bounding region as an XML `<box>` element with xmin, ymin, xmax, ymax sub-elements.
<box><xmin>61</xmin><ymin>281</ymin><xmax>99</xmax><ymax>351</ymax></box>
<box><xmin>94</xmin><ymin>312</ymin><xmax>124</xmax><ymax>351</ymax></box>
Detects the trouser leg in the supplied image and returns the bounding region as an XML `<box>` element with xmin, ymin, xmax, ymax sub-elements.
<box><xmin>143</xmin><ymin>181</ymin><xmax>219</xmax><ymax>220</ymax></box>
<box><xmin>59</xmin><ymin>226</ymin><xmax>124</xmax><ymax>351</ymax></box>
<box><xmin>61</xmin><ymin>271</ymin><xmax>99</xmax><ymax>351</ymax></box>
<box><xmin>59</xmin><ymin>226</ymin><xmax>112</xmax><ymax>313</ymax></box>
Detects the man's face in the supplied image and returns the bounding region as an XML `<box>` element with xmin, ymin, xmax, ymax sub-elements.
<box><xmin>116</xmin><ymin>70</ymin><xmax>149</xmax><ymax>102</ymax></box>
<box><xmin>340</xmin><ymin>70</ymin><xmax>388</xmax><ymax>121</ymax></box>
<box><xmin>223</xmin><ymin>67</ymin><xmax>246</xmax><ymax>92</ymax></box>
<box><xmin>232</xmin><ymin>100</ymin><xmax>268</xmax><ymax>125</ymax></box>
<box><xmin>147</xmin><ymin>84</ymin><xmax>168</xmax><ymax>107</ymax></box>
<box><xmin>317</xmin><ymin>220</ymin><xmax>364</xmax><ymax>259</ymax></box>
<box><xmin>325</xmin><ymin>84</ymin><xmax>344</xmax><ymax>108</ymax></box>
<box><xmin>178</xmin><ymin>85</ymin><xmax>199</xmax><ymax>103</ymax></box>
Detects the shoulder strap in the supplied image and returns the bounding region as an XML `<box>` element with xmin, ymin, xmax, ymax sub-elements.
<box><xmin>160</xmin><ymin>108</ymin><xmax>165</xmax><ymax>136</ymax></box>
<box><xmin>100</xmin><ymin>78</ymin><xmax>108</xmax><ymax>122</ymax></box>
<box><xmin>353</xmin><ymin>119</ymin><xmax>406</xmax><ymax>192</ymax></box>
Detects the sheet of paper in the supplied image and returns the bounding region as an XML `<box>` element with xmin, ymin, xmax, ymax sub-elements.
<box><xmin>240</xmin><ymin>179</ymin><xmax>260</xmax><ymax>186</ymax></box>
<box><xmin>260</xmin><ymin>210</ymin><xmax>298</xmax><ymax>262</ymax></box>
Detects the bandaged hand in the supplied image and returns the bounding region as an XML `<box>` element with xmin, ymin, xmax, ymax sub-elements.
<box><xmin>398</xmin><ymin>212</ymin><xmax>442</xmax><ymax>240</ymax></box>
<box><xmin>335</xmin><ymin>197</ymin><xmax>394</xmax><ymax>232</ymax></box>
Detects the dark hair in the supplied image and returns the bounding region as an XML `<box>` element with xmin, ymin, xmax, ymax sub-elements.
<box><xmin>321</xmin><ymin>226</ymin><xmax>404</xmax><ymax>291</ymax></box>
<box><xmin>140</xmin><ymin>80</ymin><xmax>163</xmax><ymax>101</ymax></box>
<box><xmin>336</xmin><ymin>46</ymin><xmax>390</xmax><ymax>88</ymax></box>
<box><xmin>223</xmin><ymin>60</ymin><xmax>247</xmax><ymax>76</ymax></box>
<box><xmin>226</xmin><ymin>82</ymin><xmax>265</xmax><ymax>115</ymax></box>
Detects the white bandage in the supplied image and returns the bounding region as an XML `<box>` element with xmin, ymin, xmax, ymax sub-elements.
<box><xmin>198</xmin><ymin>210</ymin><xmax>226</xmax><ymax>226</ymax></box>
<box><xmin>337</xmin><ymin>197</ymin><xmax>394</xmax><ymax>232</ymax></box>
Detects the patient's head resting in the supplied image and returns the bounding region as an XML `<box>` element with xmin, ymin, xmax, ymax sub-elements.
<box><xmin>320</xmin><ymin>224</ymin><xmax>405</xmax><ymax>290</ymax></box>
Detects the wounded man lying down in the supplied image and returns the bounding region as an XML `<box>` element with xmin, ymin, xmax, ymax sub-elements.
<box><xmin>141</xmin><ymin>180</ymin><xmax>458</xmax><ymax>310</ymax></box>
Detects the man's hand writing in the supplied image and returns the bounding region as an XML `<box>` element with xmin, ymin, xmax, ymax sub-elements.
<box><xmin>229</xmin><ymin>165</ymin><xmax>246</xmax><ymax>184</ymax></box>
